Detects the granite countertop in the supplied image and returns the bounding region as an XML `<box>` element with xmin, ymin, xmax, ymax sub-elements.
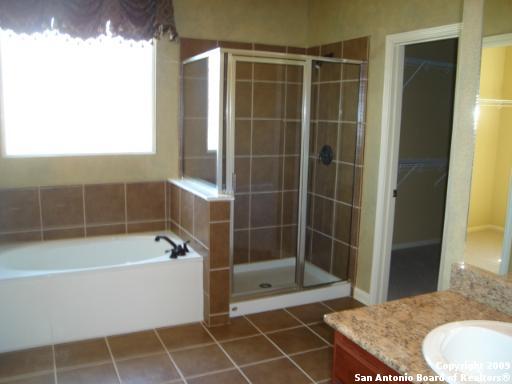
<box><xmin>324</xmin><ymin>264</ymin><xmax>512</xmax><ymax>384</ymax></box>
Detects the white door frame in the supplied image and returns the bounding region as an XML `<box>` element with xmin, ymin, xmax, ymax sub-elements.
<box><xmin>370</xmin><ymin>24</ymin><xmax>462</xmax><ymax>304</ymax></box>
<box><xmin>482</xmin><ymin>32</ymin><xmax>512</xmax><ymax>275</ymax></box>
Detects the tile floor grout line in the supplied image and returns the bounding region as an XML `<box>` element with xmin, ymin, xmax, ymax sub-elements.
<box><xmin>283</xmin><ymin>308</ymin><xmax>334</xmax><ymax>346</ymax></box>
<box><xmin>180</xmin><ymin>367</ymin><xmax>241</xmax><ymax>381</ymax></box>
<box><xmin>51</xmin><ymin>344</ymin><xmax>58</xmax><ymax>384</ymax></box>
<box><xmin>262</xmin><ymin>323</ymin><xmax>306</xmax><ymax>335</ymax></box>
<box><xmin>199</xmin><ymin>322</ymin><xmax>253</xmax><ymax>384</ymax></box>
<box><xmin>287</xmin><ymin>345</ymin><xmax>331</xmax><ymax>357</ymax></box>
<box><xmin>103</xmin><ymin>336</ymin><xmax>123</xmax><ymax>384</ymax></box>
<box><xmin>236</xmin><ymin>355</ymin><xmax>285</xmax><ymax>369</ymax></box>
<box><xmin>318</xmin><ymin>300</ymin><xmax>337</xmax><ymax>312</ymax></box>
<box><xmin>106</xmin><ymin>350</ymin><xmax>171</xmax><ymax>364</ymax></box>
<box><xmin>0</xmin><ymin>370</ymin><xmax>55</xmax><ymax>384</ymax></box>
<box><xmin>243</xmin><ymin>316</ymin><xmax>317</xmax><ymax>384</ymax></box>
<box><xmin>53</xmin><ymin>359</ymin><xmax>120</xmax><ymax>373</ymax></box>
<box><xmin>163</xmin><ymin>340</ymin><xmax>218</xmax><ymax>354</ymax></box>
<box><xmin>162</xmin><ymin>379</ymin><xmax>187</xmax><ymax>384</ymax></box>
<box><xmin>153</xmin><ymin>329</ymin><xmax>188</xmax><ymax>384</ymax></box>
<box><xmin>216</xmin><ymin>332</ymin><xmax>263</xmax><ymax>344</ymax></box>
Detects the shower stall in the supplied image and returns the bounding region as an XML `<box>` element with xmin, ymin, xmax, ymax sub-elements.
<box><xmin>181</xmin><ymin>47</ymin><xmax>365</xmax><ymax>299</ymax></box>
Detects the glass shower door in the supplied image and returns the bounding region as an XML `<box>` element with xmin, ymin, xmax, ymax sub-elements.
<box><xmin>230</xmin><ymin>57</ymin><xmax>305</xmax><ymax>296</ymax></box>
<box><xmin>304</xmin><ymin>60</ymin><xmax>362</xmax><ymax>287</ymax></box>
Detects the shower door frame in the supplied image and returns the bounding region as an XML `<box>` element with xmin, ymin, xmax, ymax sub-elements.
<box><xmin>181</xmin><ymin>48</ymin><xmax>365</xmax><ymax>298</ymax></box>
<box><xmin>225</xmin><ymin>53</ymin><xmax>312</xmax><ymax>296</ymax></box>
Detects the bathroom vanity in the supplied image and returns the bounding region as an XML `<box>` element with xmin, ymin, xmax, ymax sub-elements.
<box><xmin>333</xmin><ymin>331</ymin><xmax>409</xmax><ymax>383</ymax></box>
<box><xmin>325</xmin><ymin>264</ymin><xmax>512</xmax><ymax>384</ymax></box>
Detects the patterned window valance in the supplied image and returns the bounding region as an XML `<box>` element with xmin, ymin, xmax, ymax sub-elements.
<box><xmin>0</xmin><ymin>0</ymin><xmax>178</xmax><ymax>40</ymax></box>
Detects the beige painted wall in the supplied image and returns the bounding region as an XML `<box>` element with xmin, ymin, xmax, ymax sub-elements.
<box><xmin>0</xmin><ymin>39</ymin><xmax>180</xmax><ymax>188</ymax></box>
<box><xmin>173</xmin><ymin>0</ymin><xmax>309</xmax><ymax>47</ymax></box>
<box><xmin>307</xmin><ymin>0</ymin><xmax>465</xmax><ymax>292</ymax></box>
<box><xmin>483</xmin><ymin>0</ymin><xmax>512</xmax><ymax>36</ymax></box>
<box><xmin>0</xmin><ymin>0</ymin><xmax>310</xmax><ymax>189</ymax></box>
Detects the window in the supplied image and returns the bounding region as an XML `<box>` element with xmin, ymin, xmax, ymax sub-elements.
<box><xmin>0</xmin><ymin>29</ymin><xmax>155</xmax><ymax>157</ymax></box>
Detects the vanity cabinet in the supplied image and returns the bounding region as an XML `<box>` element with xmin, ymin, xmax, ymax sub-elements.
<box><xmin>333</xmin><ymin>332</ymin><xmax>412</xmax><ymax>384</ymax></box>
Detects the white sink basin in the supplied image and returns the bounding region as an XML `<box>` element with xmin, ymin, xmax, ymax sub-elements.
<box><xmin>423</xmin><ymin>321</ymin><xmax>512</xmax><ymax>384</ymax></box>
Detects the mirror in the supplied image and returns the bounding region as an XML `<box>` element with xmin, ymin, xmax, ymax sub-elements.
<box><xmin>464</xmin><ymin>0</ymin><xmax>512</xmax><ymax>275</ymax></box>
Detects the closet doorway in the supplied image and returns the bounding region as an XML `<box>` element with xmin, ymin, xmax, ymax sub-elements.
<box><xmin>387</xmin><ymin>38</ymin><xmax>458</xmax><ymax>300</ymax></box>
<box><xmin>372</xmin><ymin>24</ymin><xmax>461</xmax><ymax>304</ymax></box>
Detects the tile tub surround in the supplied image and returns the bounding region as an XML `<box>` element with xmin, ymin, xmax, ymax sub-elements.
<box><xmin>0</xmin><ymin>181</ymin><xmax>169</xmax><ymax>243</ymax></box>
<box><xmin>168</xmin><ymin>180</ymin><xmax>232</xmax><ymax>327</ymax></box>
<box><xmin>0</xmin><ymin>298</ymin><xmax>362</xmax><ymax>384</ymax></box>
<box><xmin>324</xmin><ymin>291</ymin><xmax>512</xmax><ymax>384</ymax></box>
<box><xmin>450</xmin><ymin>262</ymin><xmax>512</xmax><ymax>316</ymax></box>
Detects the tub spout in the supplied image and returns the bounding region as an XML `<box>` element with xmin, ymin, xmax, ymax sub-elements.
<box><xmin>155</xmin><ymin>235</ymin><xmax>178</xmax><ymax>249</ymax></box>
<box><xmin>155</xmin><ymin>235</ymin><xmax>190</xmax><ymax>259</ymax></box>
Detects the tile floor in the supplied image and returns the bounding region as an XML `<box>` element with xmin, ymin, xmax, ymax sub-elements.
<box><xmin>0</xmin><ymin>298</ymin><xmax>363</xmax><ymax>384</ymax></box>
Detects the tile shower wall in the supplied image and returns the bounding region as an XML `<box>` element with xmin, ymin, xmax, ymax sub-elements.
<box><xmin>306</xmin><ymin>37</ymin><xmax>368</xmax><ymax>283</ymax></box>
<box><xmin>180</xmin><ymin>38</ymin><xmax>306</xmax><ymax>61</ymax></box>
<box><xmin>179</xmin><ymin>36</ymin><xmax>369</xmax><ymax>286</ymax></box>
<box><xmin>180</xmin><ymin>39</ymin><xmax>307</xmax><ymax>187</ymax></box>
<box><xmin>0</xmin><ymin>182</ymin><xmax>167</xmax><ymax>243</ymax></box>
<box><xmin>168</xmin><ymin>182</ymin><xmax>232</xmax><ymax>327</ymax></box>
<box><xmin>232</xmin><ymin>59</ymin><xmax>303</xmax><ymax>265</ymax></box>
<box><xmin>182</xmin><ymin>57</ymin><xmax>215</xmax><ymax>184</ymax></box>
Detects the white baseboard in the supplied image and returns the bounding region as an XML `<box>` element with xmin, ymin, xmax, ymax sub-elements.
<box><xmin>353</xmin><ymin>287</ymin><xmax>371</xmax><ymax>305</ymax></box>
<box><xmin>229</xmin><ymin>281</ymin><xmax>351</xmax><ymax>317</ymax></box>
<box><xmin>467</xmin><ymin>225</ymin><xmax>504</xmax><ymax>233</ymax></box>
<box><xmin>391</xmin><ymin>238</ymin><xmax>441</xmax><ymax>251</ymax></box>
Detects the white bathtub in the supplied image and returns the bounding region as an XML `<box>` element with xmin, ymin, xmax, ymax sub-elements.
<box><xmin>0</xmin><ymin>233</ymin><xmax>203</xmax><ymax>352</ymax></box>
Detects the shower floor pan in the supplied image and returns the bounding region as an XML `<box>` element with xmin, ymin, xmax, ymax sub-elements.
<box><xmin>233</xmin><ymin>257</ymin><xmax>341</xmax><ymax>296</ymax></box>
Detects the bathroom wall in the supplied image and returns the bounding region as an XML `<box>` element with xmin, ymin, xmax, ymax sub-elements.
<box><xmin>307</xmin><ymin>0</ymin><xmax>465</xmax><ymax>293</ymax></box>
<box><xmin>469</xmin><ymin>46</ymin><xmax>512</xmax><ymax>230</ymax></box>
<box><xmin>468</xmin><ymin>108</ymin><xmax>501</xmax><ymax>228</ymax></box>
<box><xmin>305</xmin><ymin>39</ymin><xmax>368</xmax><ymax>282</ymax></box>
<box><xmin>0</xmin><ymin>40</ymin><xmax>179</xmax><ymax>189</ymax></box>
<box><xmin>306</xmin><ymin>0</ymin><xmax>512</xmax><ymax>295</ymax></box>
<box><xmin>232</xmin><ymin>51</ymin><xmax>305</xmax><ymax>265</ymax></box>
<box><xmin>182</xmin><ymin>58</ymin><xmax>216</xmax><ymax>184</ymax></box>
<box><xmin>0</xmin><ymin>181</ymin><xmax>168</xmax><ymax>242</ymax></box>
<box><xmin>0</xmin><ymin>0</ymin><xmax>311</xmax><ymax>189</ymax></box>
<box><xmin>493</xmin><ymin>48</ymin><xmax>512</xmax><ymax>227</ymax></box>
